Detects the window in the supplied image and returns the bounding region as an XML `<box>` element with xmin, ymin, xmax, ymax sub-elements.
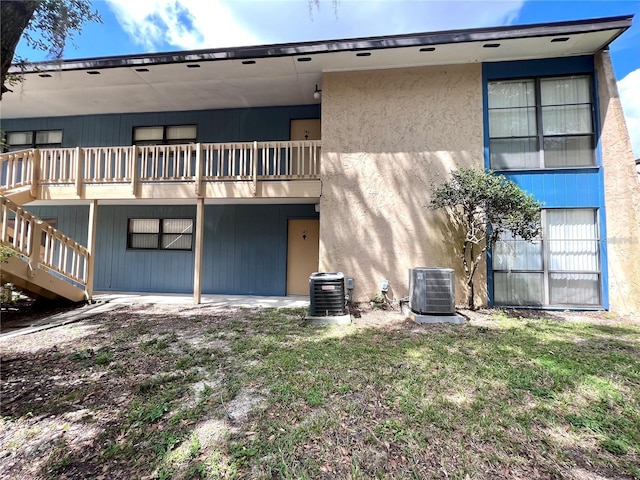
<box><xmin>128</xmin><ymin>219</ymin><xmax>193</xmax><ymax>251</ymax></box>
<box><xmin>488</xmin><ymin>75</ymin><xmax>595</xmax><ymax>169</ymax></box>
<box><xmin>493</xmin><ymin>208</ymin><xmax>601</xmax><ymax>307</ymax></box>
<box><xmin>5</xmin><ymin>130</ymin><xmax>63</xmax><ymax>151</ymax></box>
<box><xmin>133</xmin><ymin>125</ymin><xmax>197</xmax><ymax>146</ymax></box>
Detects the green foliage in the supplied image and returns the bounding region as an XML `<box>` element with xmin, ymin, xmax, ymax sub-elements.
<box><xmin>0</xmin><ymin>245</ymin><xmax>15</xmax><ymax>263</ymax></box>
<box><xmin>430</xmin><ymin>167</ymin><xmax>542</xmax><ymax>244</ymax></box>
<box><xmin>1</xmin><ymin>0</ymin><xmax>102</xmax><ymax>97</ymax></box>
<box><xmin>22</xmin><ymin>0</ymin><xmax>102</xmax><ymax>59</ymax></box>
<box><xmin>430</xmin><ymin>168</ymin><xmax>542</xmax><ymax>308</ymax></box>
<box><xmin>1</xmin><ymin>244</ymin><xmax>18</xmax><ymax>302</ymax></box>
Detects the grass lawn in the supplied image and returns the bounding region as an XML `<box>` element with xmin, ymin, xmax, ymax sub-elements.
<box><xmin>1</xmin><ymin>305</ymin><xmax>639</xmax><ymax>479</ymax></box>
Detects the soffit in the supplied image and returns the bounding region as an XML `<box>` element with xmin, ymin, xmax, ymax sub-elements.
<box><xmin>1</xmin><ymin>17</ymin><xmax>630</xmax><ymax>118</ymax></box>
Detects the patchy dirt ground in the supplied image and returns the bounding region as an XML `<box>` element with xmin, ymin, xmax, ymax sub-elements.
<box><xmin>1</xmin><ymin>297</ymin><xmax>80</xmax><ymax>334</ymax></box>
<box><xmin>1</xmin><ymin>303</ymin><xmax>248</xmax><ymax>480</ymax></box>
<box><xmin>1</xmin><ymin>302</ymin><xmax>638</xmax><ymax>480</ymax></box>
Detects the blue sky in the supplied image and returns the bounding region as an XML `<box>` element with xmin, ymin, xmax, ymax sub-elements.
<box><xmin>15</xmin><ymin>0</ymin><xmax>640</xmax><ymax>156</ymax></box>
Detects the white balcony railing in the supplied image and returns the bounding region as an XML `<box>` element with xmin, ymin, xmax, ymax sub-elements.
<box><xmin>0</xmin><ymin>149</ymin><xmax>37</xmax><ymax>194</ymax></box>
<box><xmin>0</xmin><ymin>140</ymin><xmax>321</xmax><ymax>197</ymax></box>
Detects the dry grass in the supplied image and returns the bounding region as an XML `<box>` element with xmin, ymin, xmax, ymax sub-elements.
<box><xmin>1</xmin><ymin>304</ymin><xmax>639</xmax><ymax>479</ymax></box>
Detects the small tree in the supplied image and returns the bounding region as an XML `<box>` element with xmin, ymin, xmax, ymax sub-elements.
<box><xmin>430</xmin><ymin>168</ymin><xmax>542</xmax><ymax>309</ymax></box>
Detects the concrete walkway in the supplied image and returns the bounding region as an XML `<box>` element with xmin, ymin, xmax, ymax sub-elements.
<box><xmin>93</xmin><ymin>292</ymin><xmax>310</xmax><ymax>309</ymax></box>
<box><xmin>1</xmin><ymin>293</ymin><xmax>310</xmax><ymax>340</ymax></box>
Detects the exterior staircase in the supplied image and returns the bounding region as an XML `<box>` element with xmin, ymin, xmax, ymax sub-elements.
<box><xmin>1</xmin><ymin>150</ymin><xmax>88</xmax><ymax>302</ymax></box>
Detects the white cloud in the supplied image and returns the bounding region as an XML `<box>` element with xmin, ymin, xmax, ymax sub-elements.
<box><xmin>230</xmin><ymin>0</ymin><xmax>527</xmax><ymax>46</ymax></box>
<box><xmin>618</xmin><ymin>69</ymin><xmax>640</xmax><ymax>159</ymax></box>
<box><xmin>105</xmin><ymin>0</ymin><xmax>527</xmax><ymax>51</ymax></box>
<box><xmin>105</xmin><ymin>0</ymin><xmax>260</xmax><ymax>50</ymax></box>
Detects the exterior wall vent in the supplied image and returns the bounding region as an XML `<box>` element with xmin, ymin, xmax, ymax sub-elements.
<box><xmin>309</xmin><ymin>272</ymin><xmax>346</xmax><ymax>316</ymax></box>
<box><xmin>409</xmin><ymin>268</ymin><xmax>455</xmax><ymax>315</ymax></box>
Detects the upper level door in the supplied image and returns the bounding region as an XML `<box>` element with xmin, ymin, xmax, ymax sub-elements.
<box><xmin>290</xmin><ymin>119</ymin><xmax>321</xmax><ymax>141</ymax></box>
<box><xmin>290</xmin><ymin>119</ymin><xmax>321</xmax><ymax>176</ymax></box>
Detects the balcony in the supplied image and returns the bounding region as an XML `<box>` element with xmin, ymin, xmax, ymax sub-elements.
<box><xmin>0</xmin><ymin>140</ymin><xmax>322</xmax><ymax>202</ymax></box>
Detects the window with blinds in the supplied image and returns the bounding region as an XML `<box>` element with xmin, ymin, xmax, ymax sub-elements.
<box><xmin>493</xmin><ymin>208</ymin><xmax>601</xmax><ymax>307</ymax></box>
<box><xmin>133</xmin><ymin>125</ymin><xmax>197</xmax><ymax>145</ymax></box>
<box><xmin>5</xmin><ymin>130</ymin><xmax>63</xmax><ymax>151</ymax></box>
<box><xmin>488</xmin><ymin>75</ymin><xmax>595</xmax><ymax>170</ymax></box>
<box><xmin>128</xmin><ymin>218</ymin><xmax>193</xmax><ymax>251</ymax></box>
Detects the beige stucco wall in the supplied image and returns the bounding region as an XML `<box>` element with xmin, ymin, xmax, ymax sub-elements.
<box><xmin>319</xmin><ymin>64</ymin><xmax>484</xmax><ymax>305</ymax></box>
<box><xmin>595</xmin><ymin>51</ymin><xmax>640</xmax><ymax>314</ymax></box>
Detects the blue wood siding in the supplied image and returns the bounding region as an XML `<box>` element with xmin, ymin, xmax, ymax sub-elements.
<box><xmin>1</xmin><ymin>105</ymin><xmax>320</xmax><ymax>148</ymax></box>
<box><xmin>501</xmin><ymin>169</ymin><xmax>604</xmax><ymax>208</ymax></box>
<box><xmin>25</xmin><ymin>205</ymin><xmax>89</xmax><ymax>244</ymax></box>
<box><xmin>29</xmin><ymin>203</ymin><xmax>318</xmax><ymax>294</ymax></box>
<box><xmin>482</xmin><ymin>56</ymin><xmax>594</xmax><ymax>80</ymax></box>
<box><xmin>94</xmin><ymin>205</ymin><xmax>196</xmax><ymax>293</ymax></box>
<box><xmin>202</xmin><ymin>204</ymin><xmax>318</xmax><ymax>296</ymax></box>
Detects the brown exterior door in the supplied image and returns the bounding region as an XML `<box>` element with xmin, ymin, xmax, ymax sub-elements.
<box><xmin>286</xmin><ymin>218</ymin><xmax>320</xmax><ymax>295</ymax></box>
<box><xmin>290</xmin><ymin>119</ymin><xmax>321</xmax><ymax>176</ymax></box>
<box><xmin>290</xmin><ymin>119</ymin><xmax>321</xmax><ymax>141</ymax></box>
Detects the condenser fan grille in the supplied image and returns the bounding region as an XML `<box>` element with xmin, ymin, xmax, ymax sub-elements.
<box><xmin>409</xmin><ymin>268</ymin><xmax>455</xmax><ymax>315</ymax></box>
<box><xmin>309</xmin><ymin>272</ymin><xmax>346</xmax><ymax>316</ymax></box>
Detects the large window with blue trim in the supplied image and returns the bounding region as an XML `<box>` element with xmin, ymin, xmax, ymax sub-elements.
<box><xmin>493</xmin><ymin>208</ymin><xmax>601</xmax><ymax>307</ymax></box>
<box><xmin>488</xmin><ymin>75</ymin><xmax>595</xmax><ymax>169</ymax></box>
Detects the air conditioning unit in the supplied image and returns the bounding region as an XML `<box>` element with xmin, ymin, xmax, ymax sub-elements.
<box><xmin>309</xmin><ymin>272</ymin><xmax>346</xmax><ymax>317</ymax></box>
<box><xmin>409</xmin><ymin>267</ymin><xmax>455</xmax><ymax>315</ymax></box>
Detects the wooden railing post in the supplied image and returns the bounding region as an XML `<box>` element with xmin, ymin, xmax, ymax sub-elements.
<box><xmin>28</xmin><ymin>220</ymin><xmax>43</xmax><ymax>277</ymax></box>
<box><xmin>131</xmin><ymin>145</ymin><xmax>139</xmax><ymax>196</ymax></box>
<box><xmin>252</xmin><ymin>141</ymin><xmax>258</xmax><ymax>196</ymax></box>
<box><xmin>85</xmin><ymin>200</ymin><xmax>98</xmax><ymax>300</ymax></box>
<box><xmin>75</xmin><ymin>147</ymin><xmax>83</xmax><ymax>197</ymax></box>
<box><xmin>1</xmin><ymin>198</ymin><xmax>8</xmax><ymax>243</ymax></box>
<box><xmin>195</xmin><ymin>143</ymin><xmax>203</xmax><ymax>197</ymax></box>
<box><xmin>10</xmin><ymin>153</ymin><xmax>18</xmax><ymax>187</ymax></box>
<box><xmin>30</xmin><ymin>149</ymin><xmax>40</xmax><ymax>198</ymax></box>
<box><xmin>193</xmin><ymin>197</ymin><xmax>205</xmax><ymax>304</ymax></box>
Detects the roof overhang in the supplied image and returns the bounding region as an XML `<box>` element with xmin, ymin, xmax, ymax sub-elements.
<box><xmin>2</xmin><ymin>15</ymin><xmax>632</xmax><ymax>119</ymax></box>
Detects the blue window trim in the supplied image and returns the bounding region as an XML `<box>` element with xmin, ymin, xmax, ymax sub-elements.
<box><xmin>482</xmin><ymin>55</ymin><xmax>609</xmax><ymax>309</ymax></box>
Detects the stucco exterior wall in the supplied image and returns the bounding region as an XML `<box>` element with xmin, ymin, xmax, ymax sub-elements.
<box><xmin>319</xmin><ymin>64</ymin><xmax>484</xmax><ymax>305</ymax></box>
<box><xmin>595</xmin><ymin>51</ymin><xmax>640</xmax><ymax>314</ymax></box>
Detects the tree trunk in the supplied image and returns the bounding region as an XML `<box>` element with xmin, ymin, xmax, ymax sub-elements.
<box><xmin>467</xmin><ymin>242</ymin><xmax>475</xmax><ymax>309</ymax></box>
<box><xmin>1</xmin><ymin>1</ymin><xmax>39</xmax><ymax>99</ymax></box>
<box><xmin>466</xmin><ymin>276</ymin><xmax>475</xmax><ymax>310</ymax></box>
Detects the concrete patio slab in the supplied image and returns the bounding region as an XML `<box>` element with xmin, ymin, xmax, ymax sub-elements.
<box><xmin>93</xmin><ymin>292</ymin><xmax>310</xmax><ymax>309</ymax></box>
<box><xmin>402</xmin><ymin>304</ymin><xmax>467</xmax><ymax>325</ymax></box>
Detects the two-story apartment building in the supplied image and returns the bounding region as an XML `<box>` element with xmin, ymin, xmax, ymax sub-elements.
<box><xmin>2</xmin><ymin>15</ymin><xmax>639</xmax><ymax>313</ymax></box>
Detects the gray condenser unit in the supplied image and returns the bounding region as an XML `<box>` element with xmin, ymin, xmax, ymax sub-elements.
<box><xmin>309</xmin><ymin>272</ymin><xmax>346</xmax><ymax>316</ymax></box>
<box><xmin>409</xmin><ymin>268</ymin><xmax>455</xmax><ymax>315</ymax></box>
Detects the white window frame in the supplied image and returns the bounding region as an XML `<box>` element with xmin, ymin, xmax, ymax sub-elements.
<box><xmin>488</xmin><ymin>75</ymin><xmax>596</xmax><ymax>170</ymax></box>
<box><xmin>492</xmin><ymin>208</ymin><xmax>602</xmax><ymax>307</ymax></box>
